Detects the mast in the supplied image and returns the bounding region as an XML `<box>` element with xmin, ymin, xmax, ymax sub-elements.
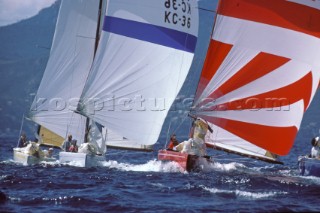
<box><xmin>78</xmin><ymin>0</ymin><xmax>199</xmax><ymax>148</ymax></box>
<box><xmin>188</xmin><ymin>0</ymin><xmax>217</xmax><ymax>135</ymax></box>
<box><xmin>84</xmin><ymin>0</ymin><xmax>104</xmax><ymax>143</ymax></box>
<box><xmin>94</xmin><ymin>0</ymin><xmax>104</xmax><ymax>56</ymax></box>
<box><xmin>30</xmin><ymin>0</ymin><xmax>101</xmax><ymax>146</ymax></box>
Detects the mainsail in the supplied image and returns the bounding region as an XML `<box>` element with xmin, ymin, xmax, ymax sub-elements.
<box><xmin>193</xmin><ymin>0</ymin><xmax>320</xmax><ymax>162</ymax></box>
<box><xmin>29</xmin><ymin>0</ymin><xmax>101</xmax><ymax>146</ymax></box>
<box><xmin>79</xmin><ymin>0</ymin><xmax>199</xmax><ymax>148</ymax></box>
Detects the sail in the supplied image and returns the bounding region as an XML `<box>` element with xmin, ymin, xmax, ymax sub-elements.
<box><xmin>29</xmin><ymin>0</ymin><xmax>101</xmax><ymax>145</ymax></box>
<box><xmin>37</xmin><ymin>126</ymin><xmax>64</xmax><ymax>147</ymax></box>
<box><xmin>193</xmin><ymin>0</ymin><xmax>320</xmax><ymax>157</ymax></box>
<box><xmin>105</xmin><ymin>129</ymin><xmax>153</xmax><ymax>152</ymax></box>
<box><xmin>88</xmin><ymin>120</ymin><xmax>107</xmax><ymax>154</ymax></box>
<box><xmin>79</xmin><ymin>0</ymin><xmax>199</xmax><ymax>146</ymax></box>
<box><xmin>205</xmin><ymin>123</ymin><xmax>281</xmax><ymax>164</ymax></box>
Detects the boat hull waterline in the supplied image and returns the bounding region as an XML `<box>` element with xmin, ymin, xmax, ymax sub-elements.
<box><xmin>13</xmin><ymin>148</ymin><xmax>56</xmax><ymax>165</ymax></box>
<box><xmin>158</xmin><ymin>149</ymin><xmax>213</xmax><ymax>172</ymax></box>
<box><xmin>59</xmin><ymin>152</ymin><xmax>105</xmax><ymax>167</ymax></box>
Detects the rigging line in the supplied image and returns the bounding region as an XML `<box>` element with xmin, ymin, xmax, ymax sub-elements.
<box><xmin>190</xmin><ymin>1</ymin><xmax>220</xmax><ymax>110</ymax></box>
<box><xmin>174</xmin><ymin>2</ymin><xmax>199</xmax><ymax>106</ymax></box>
<box><xmin>117</xmin><ymin>150</ymin><xmax>129</xmax><ymax>161</ymax></box>
<box><xmin>210</xmin><ymin>153</ymin><xmax>230</xmax><ymax>158</ymax></box>
<box><xmin>198</xmin><ymin>7</ymin><xmax>217</xmax><ymax>13</ymax></box>
<box><xmin>164</xmin><ymin>121</ymin><xmax>172</xmax><ymax>149</ymax></box>
<box><xmin>76</xmin><ymin>35</ymin><xmax>95</xmax><ymax>40</ymax></box>
<box><xmin>77</xmin><ymin>0</ymin><xmax>104</xmax><ymax>120</ymax></box>
<box><xmin>16</xmin><ymin>113</ymin><xmax>25</xmax><ymax>147</ymax></box>
<box><xmin>172</xmin><ymin>112</ymin><xmax>189</xmax><ymax>134</ymax></box>
<box><xmin>206</xmin><ymin>124</ymin><xmax>220</xmax><ymax>151</ymax></box>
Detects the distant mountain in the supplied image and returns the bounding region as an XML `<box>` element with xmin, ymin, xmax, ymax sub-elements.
<box><xmin>0</xmin><ymin>1</ymin><xmax>61</xmax><ymax>138</ymax></box>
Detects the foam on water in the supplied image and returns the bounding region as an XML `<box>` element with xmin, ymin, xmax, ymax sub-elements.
<box><xmin>0</xmin><ymin>159</ymin><xmax>17</xmax><ymax>165</ymax></box>
<box><xmin>201</xmin><ymin>186</ymin><xmax>288</xmax><ymax>199</ymax></box>
<box><xmin>298</xmin><ymin>175</ymin><xmax>320</xmax><ymax>185</ymax></box>
<box><xmin>100</xmin><ymin>159</ymin><xmax>182</xmax><ymax>173</ymax></box>
<box><xmin>99</xmin><ymin>158</ymin><xmax>247</xmax><ymax>174</ymax></box>
<box><xmin>198</xmin><ymin>159</ymin><xmax>247</xmax><ymax>173</ymax></box>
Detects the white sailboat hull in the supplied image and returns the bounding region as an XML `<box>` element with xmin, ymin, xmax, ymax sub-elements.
<box><xmin>13</xmin><ymin>148</ymin><xmax>56</xmax><ymax>165</ymax></box>
<box><xmin>59</xmin><ymin>152</ymin><xmax>105</xmax><ymax>167</ymax></box>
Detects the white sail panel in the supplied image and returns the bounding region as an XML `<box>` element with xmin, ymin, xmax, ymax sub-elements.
<box><xmin>30</xmin><ymin>0</ymin><xmax>101</xmax><ymax>144</ymax></box>
<box><xmin>199</xmin><ymin>101</ymin><xmax>304</xmax><ymax>129</ymax></box>
<box><xmin>80</xmin><ymin>0</ymin><xmax>199</xmax><ymax>146</ymax></box>
<box><xmin>211</xmin><ymin>15</ymin><xmax>320</xmax><ymax>105</ymax></box>
<box><xmin>105</xmin><ymin>129</ymin><xmax>153</xmax><ymax>151</ymax></box>
<box><xmin>205</xmin><ymin>123</ymin><xmax>279</xmax><ymax>163</ymax></box>
<box><xmin>213</xmin><ymin>15</ymin><xmax>320</xmax><ymax>67</ymax></box>
<box><xmin>205</xmin><ymin>60</ymin><xmax>312</xmax><ymax>108</ymax></box>
<box><xmin>288</xmin><ymin>0</ymin><xmax>320</xmax><ymax>10</ymax></box>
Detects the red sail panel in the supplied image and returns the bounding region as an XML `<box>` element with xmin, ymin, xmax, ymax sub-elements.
<box><xmin>206</xmin><ymin>71</ymin><xmax>313</xmax><ymax>112</ymax></box>
<box><xmin>200</xmin><ymin>115</ymin><xmax>297</xmax><ymax>155</ymax></box>
<box><xmin>217</xmin><ymin>0</ymin><xmax>320</xmax><ymax>38</ymax></box>
<box><xmin>197</xmin><ymin>52</ymin><xmax>290</xmax><ymax>107</ymax></box>
<box><xmin>195</xmin><ymin>40</ymin><xmax>232</xmax><ymax>100</ymax></box>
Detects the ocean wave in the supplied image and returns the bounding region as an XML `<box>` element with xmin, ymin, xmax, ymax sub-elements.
<box><xmin>199</xmin><ymin>160</ymin><xmax>247</xmax><ymax>173</ymax></box>
<box><xmin>201</xmin><ymin>186</ymin><xmax>288</xmax><ymax>199</ymax></box>
<box><xmin>100</xmin><ymin>159</ymin><xmax>182</xmax><ymax>173</ymax></box>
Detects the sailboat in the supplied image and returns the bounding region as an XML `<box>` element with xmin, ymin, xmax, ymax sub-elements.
<box><xmin>158</xmin><ymin>0</ymin><xmax>320</xmax><ymax>172</ymax></box>
<box><xmin>14</xmin><ymin>0</ymin><xmax>200</xmax><ymax>166</ymax></box>
<box><xmin>298</xmin><ymin>134</ymin><xmax>320</xmax><ymax>177</ymax></box>
<box><xmin>298</xmin><ymin>155</ymin><xmax>320</xmax><ymax>177</ymax></box>
<box><xmin>14</xmin><ymin>0</ymin><xmax>106</xmax><ymax>166</ymax></box>
<box><xmin>76</xmin><ymin>0</ymin><xmax>199</xmax><ymax>153</ymax></box>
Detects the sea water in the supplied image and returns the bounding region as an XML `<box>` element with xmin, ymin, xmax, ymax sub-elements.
<box><xmin>2</xmin><ymin>90</ymin><xmax>320</xmax><ymax>212</ymax></box>
<box><xmin>1</xmin><ymin>133</ymin><xmax>320</xmax><ymax>212</ymax></box>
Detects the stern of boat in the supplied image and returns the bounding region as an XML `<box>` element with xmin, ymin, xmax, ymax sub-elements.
<box><xmin>59</xmin><ymin>152</ymin><xmax>105</xmax><ymax>167</ymax></box>
<box><xmin>13</xmin><ymin>148</ymin><xmax>40</xmax><ymax>165</ymax></box>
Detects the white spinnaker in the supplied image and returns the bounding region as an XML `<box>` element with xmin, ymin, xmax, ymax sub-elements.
<box><xmin>30</xmin><ymin>0</ymin><xmax>100</xmax><ymax>144</ymax></box>
<box><xmin>80</xmin><ymin>0</ymin><xmax>199</xmax><ymax>146</ymax></box>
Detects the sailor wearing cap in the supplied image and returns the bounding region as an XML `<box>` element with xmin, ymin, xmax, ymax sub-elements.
<box><xmin>311</xmin><ymin>136</ymin><xmax>320</xmax><ymax>158</ymax></box>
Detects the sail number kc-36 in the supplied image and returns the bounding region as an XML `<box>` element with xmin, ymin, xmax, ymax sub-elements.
<box><xmin>164</xmin><ymin>0</ymin><xmax>192</xmax><ymax>28</ymax></box>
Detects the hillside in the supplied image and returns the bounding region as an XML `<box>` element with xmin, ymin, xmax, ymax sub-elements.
<box><xmin>0</xmin><ymin>1</ymin><xmax>60</xmax><ymax>137</ymax></box>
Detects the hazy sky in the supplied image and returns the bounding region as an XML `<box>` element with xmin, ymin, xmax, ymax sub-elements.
<box><xmin>0</xmin><ymin>0</ymin><xmax>57</xmax><ymax>27</ymax></box>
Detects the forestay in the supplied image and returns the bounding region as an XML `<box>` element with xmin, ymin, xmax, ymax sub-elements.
<box><xmin>193</xmin><ymin>0</ymin><xmax>320</xmax><ymax>160</ymax></box>
<box><xmin>79</xmin><ymin>0</ymin><xmax>199</xmax><ymax>147</ymax></box>
<box><xmin>30</xmin><ymin>0</ymin><xmax>101</xmax><ymax>145</ymax></box>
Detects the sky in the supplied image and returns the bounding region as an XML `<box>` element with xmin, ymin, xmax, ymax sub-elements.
<box><xmin>0</xmin><ymin>0</ymin><xmax>57</xmax><ymax>27</ymax></box>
